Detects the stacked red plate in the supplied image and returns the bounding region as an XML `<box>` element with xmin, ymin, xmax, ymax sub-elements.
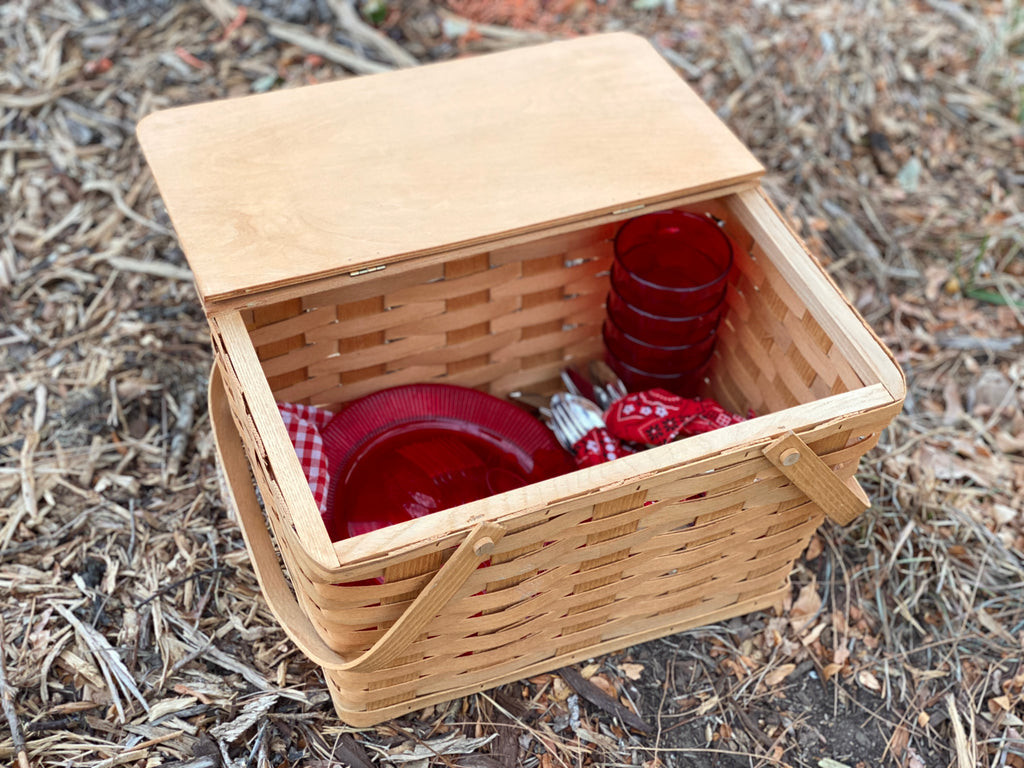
<box><xmin>322</xmin><ymin>383</ymin><xmax>574</xmax><ymax>541</ymax></box>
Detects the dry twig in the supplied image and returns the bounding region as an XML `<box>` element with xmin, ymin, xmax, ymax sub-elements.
<box><xmin>0</xmin><ymin>617</ymin><xmax>30</xmax><ymax>768</ymax></box>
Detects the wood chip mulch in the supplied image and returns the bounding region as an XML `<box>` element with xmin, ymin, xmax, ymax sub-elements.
<box><xmin>2</xmin><ymin>1</ymin><xmax>1022</xmax><ymax>766</ymax></box>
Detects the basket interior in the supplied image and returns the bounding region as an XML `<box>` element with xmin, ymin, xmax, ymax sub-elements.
<box><xmin>240</xmin><ymin>198</ymin><xmax>871</xmax><ymax>417</ymax></box>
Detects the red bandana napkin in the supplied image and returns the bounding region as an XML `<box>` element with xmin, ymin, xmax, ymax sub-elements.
<box><xmin>572</xmin><ymin>426</ymin><xmax>637</xmax><ymax>468</ymax></box>
<box><xmin>604</xmin><ymin>389</ymin><xmax>747</xmax><ymax>446</ymax></box>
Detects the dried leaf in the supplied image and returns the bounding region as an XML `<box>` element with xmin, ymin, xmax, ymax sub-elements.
<box><xmin>763</xmin><ymin>663</ymin><xmax>796</xmax><ymax>686</ymax></box>
<box><xmin>588</xmin><ymin>674</ymin><xmax>617</xmax><ymax>699</ymax></box>
<box><xmin>976</xmin><ymin>607</ymin><xmax>1017</xmax><ymax>643</ymax></box>
<box><xmin>381</xmin><ymin>733</ymin><xmax>499</xmax><ymax>764</ymax></box>
<box><xmin>559</xmin><ymin>667</ymin><xmax>652</xmax><ymax>733</ymax></box>
<box><xmin>989</xmin><ymin>695</ymin><xmax>1012</xmax><ymax>713</ymax></box>
<box><xmin>323</xmin><ymin>733</ymin><xmax>375</xmax><ymax>768</ymax></box>
<box><xmin>822</xmin><ymin>663</ymin><xmax>844</xmax><ymax>682</ymax></box>
<box><xmin>790</xmin><ymin>580</ymin><xmax>822</xmax><ymax>633</ymax></box>
<box><xmin>550</xmin><ymin>675</ymin><xmax>571</xmax><ymax>702</ymax></box>
<box><xmin>833</xmin><ymin>645</ymin><xmax>851</xmax><ymax>667</ymax></box>
<box><xmin>617</xmin><ymin>663</ymin><xmax>645</xmax><ymax>681</ymax></box>
<box><xmin>694</xmin><ymin>696</ymin><xmax>719</xmax><ymax>716</ymax></box>
<box><xmin>801</xmin><ymin>622</ymin><xmax>827</xmax><ymax>646</ymax></box>
<box><xmin>857</xmin><ymin>670</ymin><xmax>882</xmax><ymax>693</ymax></box>
<box><xmin>805</xmin><ymin>534</ymin><xmax>824</xmax><ymax>561</ymax></box>
<box><xmin>888</xmin><ymin>723</ymin><xmax>910</xmax><ymax>757</ymax></box>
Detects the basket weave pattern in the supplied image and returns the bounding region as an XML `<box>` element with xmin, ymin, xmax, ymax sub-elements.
<box><xmin>209</xmin><ymin>191</ymin><xmax>903</xmax><ymax>723</ymax></box>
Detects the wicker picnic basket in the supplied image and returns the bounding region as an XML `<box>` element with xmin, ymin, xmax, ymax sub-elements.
<box><xmin>138</xmin><ymin>33</ymin><xmax>906</xmax><ymax>726</ymax></box>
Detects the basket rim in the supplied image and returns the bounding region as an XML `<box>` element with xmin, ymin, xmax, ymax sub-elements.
<box><xmin>325</xmin><ymin>383</ymin><xmax>901</xmax><ymax>568</ymax></box>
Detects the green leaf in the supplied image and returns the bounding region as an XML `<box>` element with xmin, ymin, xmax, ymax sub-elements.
<box><xmin>360</xmin><ymin>0</ymin><xmax>388</xmax><ymax>26</ymax></box>
<box><xmin>963</xmin><ymin>286</ymin><xmax>1024</xmax><ymax>308</ymax></box>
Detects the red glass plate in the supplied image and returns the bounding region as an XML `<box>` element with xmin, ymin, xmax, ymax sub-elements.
<box><xmin>322</xmin><ymin>383</ymin><xmax>574</xmax><ymax>541</ymax></box>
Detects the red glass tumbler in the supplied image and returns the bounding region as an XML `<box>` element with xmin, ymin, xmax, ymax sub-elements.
<box><xmin>603</xmin><ymin>348</ymin><xmax>710</xmax><ymax>397</ymax></box>
<box><xmin>602</xmin><ymin>316</ymin><xmax>716</xmax><ymax>375</ymax></box>
<box><xmin>605</xmin><ymin>289</ymin><xmax>723</xmax><ymax>348</ymax></box>
<box><xmin>611</xmin><ymin>211</ymin><xmax>733</xmax><ymax>318</ymax></box>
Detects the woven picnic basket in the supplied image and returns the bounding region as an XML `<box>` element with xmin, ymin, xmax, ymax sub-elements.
<box><xmin>138</xmin><ymin>33</ymin><xmax>906</xmax><ymax>726</ymax></box>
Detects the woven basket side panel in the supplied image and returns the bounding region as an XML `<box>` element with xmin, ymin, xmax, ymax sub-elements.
<box><xmin>300</xmin><ymin>436</ymin><xmax>858</xmax><ymax>676</ymax></box>
<box><xmin>321</xmin><ymin>576</ymin><xmax>789</xmax><ymax>726</ymax></box>
<box><xmin>711</xmin><ymin>235</ymin><xmax>870</xmax><ymax>418</ymax></box>
<box><xmin>319</xmin><ymin>466</ymin><xmax>826</xmax><ymax>714</ymax></box>
<box><xmin>243</xmin><ymin>226</ymin><xmax>615</xmax><ymax>408</ymax></box>
<box><xmin>292</xmin><ymin>397</ymin><xmax>892</xmax><ymax>649</ymax></box>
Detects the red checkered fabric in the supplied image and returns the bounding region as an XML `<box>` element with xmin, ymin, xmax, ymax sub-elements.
<box><xmin>278</xmin><ymin>402</ymin><xmax>334</xmax><ymax>514</ymax></box>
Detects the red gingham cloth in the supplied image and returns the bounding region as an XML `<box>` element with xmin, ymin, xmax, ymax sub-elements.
<box><xmin>278</xmin><ymin>402</ymin><xmax>333</xmax><ymax>514</ymax></box>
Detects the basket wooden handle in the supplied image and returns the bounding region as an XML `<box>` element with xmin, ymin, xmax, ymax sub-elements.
<box><xmin>762</xmin><ymin>430</ymin><xmax>870</xmax><ymax>525</ymax></box>
<box><xmin>209</xmin><ymin>365</ymin><xmax>506</xmax><ymax>672</ymax></box>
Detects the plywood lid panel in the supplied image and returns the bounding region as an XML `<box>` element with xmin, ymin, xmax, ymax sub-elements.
<box><xmin>137</xmin><ymin>33</ymin><xmax>763</xmax><ymax>306</ymax></box>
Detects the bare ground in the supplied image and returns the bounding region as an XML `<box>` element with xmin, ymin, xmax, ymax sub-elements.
<box><xmin>1</xmin><ymin>1</ymin><xmax>1023</xmax><ymax>766</ymax></box>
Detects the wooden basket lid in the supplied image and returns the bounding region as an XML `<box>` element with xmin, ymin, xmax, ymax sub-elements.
<box><xmin>137</xmin><ymin>33</ymin><xmax>763</xmax><ymax>309</ymax></box>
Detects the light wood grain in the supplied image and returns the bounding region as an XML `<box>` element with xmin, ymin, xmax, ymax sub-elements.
<box><xmin>137</xmin><ymin>33</ymin><xmax>763</xmax><ymax>306</ymax></box>
<box><xmin>725</xmin><ymin>189</ymin><xmax>906</xmax><ymax>400</ymax></box>
<box><xmin>763</xmin><ymin>431</ymin><xmax>870</xmax><ymax>525</ymax></box>
<box><xmin>200</xmin><ymin>169</ymin><xmax>905</xmax><ymax>724</ymax></box>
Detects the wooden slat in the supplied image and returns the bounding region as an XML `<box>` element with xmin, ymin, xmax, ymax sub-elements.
<box><xmin>303</xmin><ymin>263</ymin><xmax>446</xmax><ymax>311</ymax></box>
<box><xmin>211</xmin><ymin>319</ymin><xmax>340</xmax><ymax>577</ymax></box>
<box><xmin>387</xmin><ymin>298</ymin><xmax>517</xmax><ymax>337</ymax></box>
<box><xmin>139</xmin><ymin>34</ymin><xmax>763</xmax><ymax>305</ymax></box>
<box><xmin>248</xmin><ymin>305</ymin><xmax>336</xmax><ymax>348</ymax></box>
<box><xmin>490</xmin><ymin>258</ymin><xmax>608</xmax><ymax>299</ymax></box>
<box><xmin>725</xmin><ymin>189</ymin><xmax>906</xmax><ymax>400</ymax></box>
<box><xmin>490</xmin><ymin>224</ymin><xmax>616</xmax><ymax>266</ymax></box>
<box><xmin>304</xmin><ymin>301</ymin><xmax>445</xmax><ymax>342</ymax></box>
<box><xmin>386</xmin><ymin>263</ymin><xmax>520</xmax><ymax>306</ymax></box>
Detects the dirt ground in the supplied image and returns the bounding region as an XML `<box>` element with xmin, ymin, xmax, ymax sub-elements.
<box><xmin>1</xmin><ymin>0</ymin><xmax>1023</xmax><ymax>766</ymax></box>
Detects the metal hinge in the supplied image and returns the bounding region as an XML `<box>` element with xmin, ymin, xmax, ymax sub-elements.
<box><xmin>349</xmin><ymin>265</ymin><xmax>386</xmax><ymax>277</ymax></box>
<box><xmin>611</xmin><ymin>204</ymin><xmax>646</xmax><ymax>216</ymax></box>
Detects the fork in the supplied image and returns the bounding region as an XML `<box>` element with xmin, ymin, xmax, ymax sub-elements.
<box><xmin>549</xmin><ymin>392</ymin><xmax>633</xmax><ymax>466</ymax></box>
